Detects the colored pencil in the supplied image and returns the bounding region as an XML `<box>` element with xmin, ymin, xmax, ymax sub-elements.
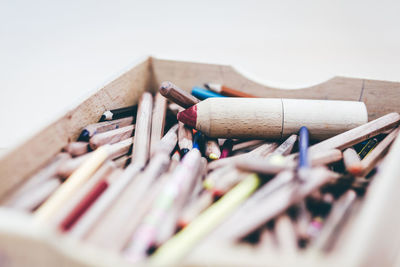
<box><xmin>151</xmin><ymin>124</ymin><xmax>179</xmax><ymax>156</ymax></box>
<box><xmin>34</xmin><ymin>145</ymin><xmax>110</xmax><ymax>222</ymax></box>
<box><xmin>150</xmin><ymin>92</ymin><xmax>168</xmax><ymax>152</ymax></box>
<box><xmin>298</xmin><ymin>126</ymin><xmax>310</xmax><ymax>170</ymax></box>
<box><xmin>78</xmin><ymin>116</ymin><xmax>134</xmax><ymax>141</ymax></box>
<box><xmin>156</xmin><ymin>157</ymin><xmax>207</xmax><ymax>246</ymax></box>
<box><xmin>359</xmin><ymin>127</ymin><xmax>400</xmax><ymax>176</ymax></box>
<box><xmin>150</xmin><ymin>174</ymin><xmax>260</xmax><ymax>266</ymax></box>
<box><xmin>69</xmin><ymin>162</ymin><xmax>143</xmax><ymax>238</ymax></box>
<box><xmin>59</xmin><ymin>164</ymin><xmax>119</xmax><ymax>232</ymax></box>
<box><xmin>3</xmin><ymin>153</ymin><xmax>70</xmax><ymax>208</ymax></box>
<box><xmin>272</xmin><ymin>134</ymin><xmax>298</xmax><ymax>156</ymax></box>
<box><xmin>216</xmin><ymin>167</ymin><xmax>338</xmax><ymax>240</ymax></box>
<box><xmin>205</xmin><ymin>137</ymin><xmax>221</xmax><ymax>160</ymax></box>
<box><xmin>63</xmin><ymin>142</ymin><xmax>89</xmax><ymax>157</ymax></box>
<box><xmin>178</xmin><ymin>122</ymin><xmax>193</xmax><ymax>156</ymax></box>
<box><xmin>113</xmin><ymin>155</ymin><xmax>131</xmax><ymax>168</ymax></box>
<box><xmin>343</xmin><ymin>148</ymin><xmax>362</xmax><ymax>176</ymax></box>
<box><xmin>124</xmin><ymin>149</ymin><xmax>202</xmax><ymax>262</ymax></box>
<box><xmin>258</xmin><ymin>228</ymin><xmax>278</xmax><ymax>252</ymax></box>
<box><xmin>309</xmin><ymin>112</ymin><xmax>400</xmax><ymax>153</ymax></box>
<box><xmin>205</xmin><ymin>83</ymin><xmax>256</xmax><ymax>98</ymax></box>
<box><xmin>99</xmin><ymin>105</ymin><xmax>137</xmax><ymax>121</ymax></box>
<box><xmin>308</xmin><ymin>149</ymin><xmax>343</xmax><ymax>167</ymax></box>
<box><xmin>220</xmin><ymin>139</ymin><xmax>233</xmax><ymax>159</ymax></box>
<box><xmin>51</xmin><ymin>161</ymin><xmax>116</xmax><ymax>226</ymax></box>
<box><xmin>89</xmin><ymin>125</ymin><xmax>134</xmax><ymax>150</ymax></box>
<box><xmin>234</xmin><ymin>135</ymin><xmax>298</xmax><ymax>174</ymax></box>
<box><xmin>207</xmin><ymin>142</ymin><xmax>277</xmax><ymax>171</ymax></box>
<box><xmin>235</xmin><ymin>158</ymin><xmax>288</xmax><ymax>175</ymax></box>
<box><xmin>236</xmin><ymin>148</ymin><xmax>342</xmax><ymax>175</ymax></box>
<box><xmin>191</xmin><ymin>86</ymin><xmax>225</xmax><ymax>100</ymax></box>
<box><xmin>232</xmin><ymin>140</ymin><xmax>265</xmax><ymax>153</ymax></box>
<box><xmin>358</xmin><ymin>137</ymin><xmax>379</xmax><ymax>159</ymax></box>
<box><xmin>159</xmin><ymin>81</ymin><xmax>200</xmax><ymax>108</ymax></box>
<box><xmin>275</xmin><ymin>215</ymin><xmax>298</xmax><ymax>254</ymax></box>
<box><xmin>192</xmin><ymin>131</ymin><xmax>203</xmax><ymax>151</ymax></box>
<box><xmin>10</xmin><ymin>178</ymin><xmax>61</xmax><ymax>212</ymax></box>
<box><xmin>132</xmin><ymin>92</ymin><xmax>153</xmax><ymax>168</ymax></box>
<box><xmin>216</xmin><ymin>170</ymin><xmax>295</xmax><ymax>239</ymax></box>
<box><xmin>177</xmin><ymin>98</ymin><xmax>367</xmax><ymax>139</ymax></box>
<box><xmin>312</xmin><ymin>190</ymin><xmax>357</xmax><ymax>251</ymax></box>
<box><xmin>57</xmin><ymin>138</ymin><xmax>133</xmax><ymax>179</ymax></box>
<box><xmin>56</xmin><ymin>153</ymin><xmax>93</xmax><ymax>179</ymax></box>
<box><xmin>85</xmin><ymin>153</ymin><xmax>171</xmax><ymax>250</ymax></box>
<box><xmin>178</xmin><ymin>191</ymin><xmax>214</xmax><ymax>228</ymax></box>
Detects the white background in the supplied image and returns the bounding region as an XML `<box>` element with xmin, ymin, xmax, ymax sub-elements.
<box><xmin>1</xmin><ymin>0</ymin><xmax>400</xmax><ymax>153</ymax></box>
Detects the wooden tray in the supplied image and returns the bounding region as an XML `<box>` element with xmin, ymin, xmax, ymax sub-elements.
<box><xmin>0</xmin><ymin>57</ymin><xmax>399</xmax><ymax>267</ymax></box>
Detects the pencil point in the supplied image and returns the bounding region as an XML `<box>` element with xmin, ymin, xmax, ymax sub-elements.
<box><xmin>180</xmin><ymin>148</ymin><xmax>190</xmax><ymax>157</ymax></box>
<box><xmin>177</xmin><ymin>106</ymin><xmax>197</xmax><ymax>128</ymax></box>
<box><xmin>78</xmin><ymin>130</ymin><xmax>90</xmax><ymax>141</ymax></box>
<box><xmin>208</xmin><ymin>153</ymin><xmax>219</xmax><ymax>160</ymax></box>
<box><xmin>203</xmin><ymin>179</ymin><xmax>214</xmax><ymax>190</ymax></box>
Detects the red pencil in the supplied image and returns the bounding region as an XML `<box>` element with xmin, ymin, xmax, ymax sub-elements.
<box><xmin>60</xmin><ymin>179</ymin><xmax>108</xmax><ymax>232</ymax></box>
<box><xmin>220</xmin><ymin>139</ymin><xmax>233</xmax><ymax>159</ymax></box>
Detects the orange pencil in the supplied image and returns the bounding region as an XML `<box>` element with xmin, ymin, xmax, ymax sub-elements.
<box><xmin>205</xmin><ymin>83</ymin><xmax>256</xmax><ymax>98</ymax></box>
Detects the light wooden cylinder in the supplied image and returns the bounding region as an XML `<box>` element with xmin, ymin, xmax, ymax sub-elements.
<box><xmin>195</xmin><ymin>98</ymin><xmax>367</xmax><ymax>140</ymax></box>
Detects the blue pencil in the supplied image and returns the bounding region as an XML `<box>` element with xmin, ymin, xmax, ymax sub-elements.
<box><xmin>191</xmin><ymin>87</ymin><xmax>226</xmax><ymax>100</ymax></box>
<box><xmin>298</xmin><ymin>126</ymin><xmax>309</xmax><ymax>169</ymax></box>
<box><xmin>192</xmin><ymin>131</ymin><xmax>204</xmax><ymax>152</ymax></box>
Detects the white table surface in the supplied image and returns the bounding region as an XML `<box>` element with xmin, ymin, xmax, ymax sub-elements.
<box><xmin>1</xmin><ymin>0</ymin><xmax>400</xmax><ymax>154</ymax></box>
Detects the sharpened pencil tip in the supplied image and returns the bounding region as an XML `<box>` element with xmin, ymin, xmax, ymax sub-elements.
<box><xmin>177</xmin><ymin>105</ymin><xmax>197</xmax><ymax>128</ymax></box>
<box><xmin>208</xmin><ymin>153</ymin><xmax>219</xmax><ymax>160</ymax></box>
<box><xmin>180</xmin><ymin>148</ymin><xmax>190</xmax><ymax>157</ymax></box>
<box><xmin>78</xmin><ymin>130</ymin><xmax>90</xmax><ymax>141</ymax></box>
<box><xmin>203</xmin><ymin>179</ymin><xmax>214</xmax><ymax>190</ymax></box>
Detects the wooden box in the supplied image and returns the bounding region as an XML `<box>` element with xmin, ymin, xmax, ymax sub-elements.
<box><xmin>0</xmin><ymin>57</ymin><xmax>400</xmax><ymax>267</ymax></box>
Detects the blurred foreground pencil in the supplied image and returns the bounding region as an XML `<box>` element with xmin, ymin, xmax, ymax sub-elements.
<box><xmin>3</xmin><ymin>153</ymin><xmax>70</xmax><ymax>209</ymax></box>
<box><xmin>177</xmin><ymin>98</ymin><xmax>367</xmax><ymax>139</ymax></box>
<box><xmin>312</xmin><ymin>190</ymin><xmax>357</xmax><ymax>251</ymax></box>
<box><xmin>34</xmin><ymin>145</ymin><xmax>110</xmax><ymax>222</ymax></box>
<box><xmin>343</xmin><ymin>148</ymin><xmax>362</xmax><ymax>176</ymax></box>
<box><xmin>59</xmin><ymin>162</ymin><xmax>118</xmax><ymax>231</ymax></box>
<box><xmin>86</xmin><ymin>153</ymin><xmax>171</xmax><ymax>251</ymax></box>
<box><xmin>151</xmin><ymin>174</ymin><xmax>260</xmax><ymax>266</ymax></box>
<box><xmin>159</xmin><ymin>81</ymin><xmax>200</xmax><ymax>108</ymax></box>
<box><xmin>205</xmin><ymin>83</ymin><xmax>256</xmax><ymax>98</ymax></box>
<box><xmin>99</xmin><ymin>105</ymin><xmax>137</xmax><ymax>121</ymax></box>
<box><xmin>124</xmin><ymin>149</ymin><xmax>202</xmax><ymax>262</ymax></box>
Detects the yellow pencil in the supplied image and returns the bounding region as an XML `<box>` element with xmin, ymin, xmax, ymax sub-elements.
<box><xmin>150</xmin><ymin>174</ymin><xmax>260</xmax><ymax>266</ymax></box>
<box><xmin>34</xmin><ymin>145</ymin><xmax>109</xmax><ymax>223</ymax></box>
